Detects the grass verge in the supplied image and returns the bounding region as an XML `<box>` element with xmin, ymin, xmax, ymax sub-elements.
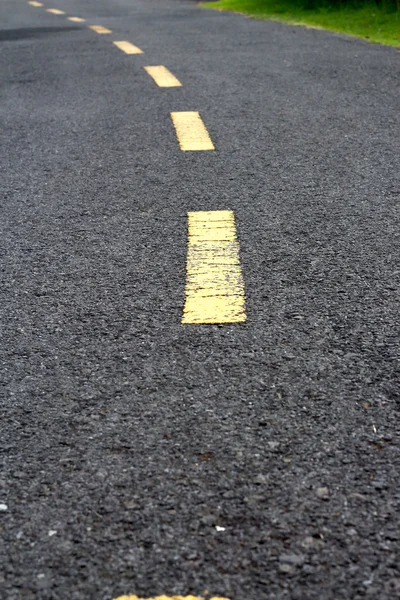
<box><xmin>202</xmin><ymin>0</ymin><xmax>400</xmax><ymax>47</ymax></box>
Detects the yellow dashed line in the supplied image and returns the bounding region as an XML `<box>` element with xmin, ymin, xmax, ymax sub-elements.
<box><xmin>182</xmin><ymin>211</ymin><xmax>246</xmax><ymax>324</ymax></box>
<box><xmin>170</xmin><ymin>111</ymin><xmax>214</xmax><ymax>151</ymax></box>
<box><xmin>113</xmin><ymin>41</ymin><xmax>143</xmax><ymax>54</ymax></box>
<box><xmin>68</xmin><ymin>16</ymin><xmax>86</xmax><ymax>22</ymax></box>
<box><xmin>114</xmin><ymin>594</ymin><xmax>229</xmax><ymax>600</ymax></box>
<box><xmin>46</xmin><ymin>8</ymin><xmax>65</xmax><ymax>14</ymax></box>
<box><xmin>89</xmin><ymin>25</ymin><xmax>112</xmax><ymax>34</ymax></box>
<box><xmin>144</xmin><ymin>66</ymin><xmax>182</xmax><ymax>87</ymax></box>
<box><xmin>28</xmin><ymin>1</ymin><xmax>43</xmax><ymax>6</ymax></box>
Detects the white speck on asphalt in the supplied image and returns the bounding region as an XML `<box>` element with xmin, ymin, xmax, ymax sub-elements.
<box><xmin>316</xmin><ymin>487</ymin><xmax>330</xmax><ymax>499</ymax></box>
<box><xmin>0</xmin><ymin>503</ymin><xmax>8</xmax><ymax>511</ymax></box>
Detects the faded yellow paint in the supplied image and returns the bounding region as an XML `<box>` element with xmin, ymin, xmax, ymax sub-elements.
<box><xmin>89</xmin><ymin>25</ymin><xmax>112</xmax><ymax>34</ymax></box>
<box><xmin>170</xmin><ymin>112</ymin><xmax>215</xmax><ymax>151</ymax></box>
<box><xmin>28</xmin><ymin>2</ymin><xmax>43</xmax><ymax>6</ymax></box>
<box><xmin>186</xmin><ymin>266</ymin><xmax>244</xmax><ymax>294</ymax></box>
<box><xmin>46</xmin><ymin>8</ymin><xmax>65</xmax><ymax>14</ymax></box>
<box><xmin>182</xmin><ymin>211</ymin><xmax>246</xmax><ymax>324</ymax></box>
<box><xmin>68</xmin><ymin>16</ymin><xmax>86</xmax><ymax>22</ymax></box>
<box><xmin>113</xmin><ymin>41</ymin><xmax>143</xmax><ymax>54</ymax></box>
<box><xmin>144</xmin><ymin>66</ymin><xmax>182</xmax><ymax>87</ymax></box>
<box><xmin>114</xmin><ymin>596</ymin><xmax>231</xmax><ymax>600</ymax></box>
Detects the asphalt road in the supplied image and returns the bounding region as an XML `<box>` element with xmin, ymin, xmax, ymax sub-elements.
<box><xmin>1</xmin><ymin>0</ymin><xmax>400</xmax><ymax>598</ymax></box>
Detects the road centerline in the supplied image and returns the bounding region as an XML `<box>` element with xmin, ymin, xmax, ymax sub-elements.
<box><xmin>170</xmin><ymin>112</ymin><xmax>215</xmax><ymax>151</ymax></box>
<box><xmin>182</xmin><ymin>211</ymin><xmax>246</xmax><ymax>324</ymax></box>
<box><xmin>144</xmin><ymin>66</ymin><xmax>182</xmax><ymax>87</ymax></box>
<box><xmin>89</xmin><ymin>25</ymin><xmax>112</xmax><ymax>34</ymax></box>
<box><xmin>113</xmin><ymin>41</ymin><xmax>143</xmax><ymax>54</ymax></box>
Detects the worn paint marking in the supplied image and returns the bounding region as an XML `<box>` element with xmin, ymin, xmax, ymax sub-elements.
<box><xmin>114</xmin><ymin>596</ymin><xmax>230</xmax><ymax>600</ymax></box>
<box><xmin>113</xmin><ymin>41</ymin><xmax>143</xmax><ymax>54</ymax></box>
<box><xmin>68</xmin><ymin>16</ymin><xmax>86</xmax><ymax>22</ymax></box>
<box><xmin>89</xmin><ymin>25</ymin><xmax>112</xmax><ymax>34</ymax></box>
<box><xmin>170</xmin><ymin>112</ymin><xmax>214</xmax><ymax>151</ymax></box>
<box><xmin>46</xmin><ymin>8</ymin><xmax>65</xmax><ymax>14</ymax></box>
<box><xmin>144</xmin><ymin>66</ymin><xmax>182</xmax><ymax>87</ymax></box>
<box><xmin>28</xmin><ymin>2</ymin><xmax>43</xmax><ymax>6</ymax></box>
<box><xmin>182</xmin><ymin>211</ymin><xmax>246</xmax><ymax>324</ymax></box>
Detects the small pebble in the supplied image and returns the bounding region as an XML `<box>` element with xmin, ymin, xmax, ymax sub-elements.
<box><xmin>316</xmin><ymin>487</ymin><xmax>330</xmax><ymax>499</ymax></box>
<box><xmin>254</xmin><ymin>474</ymin><xmax>268</xmax><ymax>484</ymax></box>
<box><xmin>279</xmin><ymin>563</ymin><xmax>296</xmax><ymax>574</ymax></box>
<box><xmin>301</xmin><ymin>536</ymin><xmax>316</xmax><ymax>549</ymax></box>
<box><xmin>279</xmin><ymin>553</ymin><xmax>305</xmax><ymax>566</ymax></box>
<box><xmin>0</xmin><ymin>503</ymin><xmax>8</xmax><ymax>511</ymax></box>
<box><xmin>267</xmin><ymin>441</ymin><xmax>280</xmax><ymax>450</ymax></box>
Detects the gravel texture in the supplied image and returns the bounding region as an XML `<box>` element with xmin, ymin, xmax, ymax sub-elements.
<box><xmin>1</xmin><ymin>0</ymin><xmax>400</xmax><ymax>599</ymax></box>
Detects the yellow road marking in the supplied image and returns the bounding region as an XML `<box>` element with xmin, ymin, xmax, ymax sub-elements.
<box><xmin>28</xmin><ymin>1</ymin><xmax>43</xmax><ymax>6</ymax></box>
<box><xmin>114</xmin><ymin>596</ymin><xmax>230</xmax><ymax>600</ymax></box>
<box><xmin>113</xmin><ymin>41</ymin><xmax>143</xmax><ymax>54</ymax></box>
<box><xmin>46</xmin><ymin>8</ymin><xmax>65</xmax><ymax>14</ymax></box>
<box><xmin>68</xmin><ymin>16</ymin><xmax>86</xmax><ymax>22</ymax></box>
<box><xmin>89</xmin><ymin>25</ymin><xmax>112</xmax><ymax>34</ymax></box>
<box><xmin>182</xmin><ymin>211</ymin><xmax>246</xmax><ymax>324</ymax></box>
<box><xmin>144</xmin><ymin>66</ymin><xmax>182</xmax><ymax>87</ymax></box>
<box><xmin>170</xmin><ymin>112</ymin><xmax>214</xmax><ymax>151</ymax></box>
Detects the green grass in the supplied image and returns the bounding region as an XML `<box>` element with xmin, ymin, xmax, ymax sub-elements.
<box><xmin>202</xmin><ymin>0</ymin><xmax>400</xmax><ymax>47</ymax></box>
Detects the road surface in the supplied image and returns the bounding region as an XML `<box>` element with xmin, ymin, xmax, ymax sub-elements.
<box><xmin>1</xmin><ymin>0</ymin><xmax>400</xmax><ymax>598</ymax></box>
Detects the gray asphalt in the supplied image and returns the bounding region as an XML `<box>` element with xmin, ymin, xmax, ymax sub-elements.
<box><xmin>1</xmin><ymin>0</ymin><xmax>400</xmax><ymax>598</ymax></box>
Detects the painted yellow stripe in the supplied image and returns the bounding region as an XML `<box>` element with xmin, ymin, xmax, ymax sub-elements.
<box><xmin>28</xmin><ymin>2</ymin><xmax>43</xmax><ymax>6</ymax></box>
<box><xmin>89</xmin><ymin>25</ymin><xmax>112</xmax><ymax>34</ymax></box>
<box><xmin>46</xmin><ymin>8</ymin><xmax>65</xmax><ymax>14</ymax></box>
<box><xmin>68</xmin><ymin>16</ymin><xmax>86</xmax><ymax>22</ymax></box>
<box><xmin>171</xmin><ymin>112</ymin><xmax>214</xmax><ymax>151</ymax></box>
<box><xmin>113</xmin><ymin>41</ymin><xmax>143</xmax><ymax>54</ymax></box>
<box><xmin>170</xmin><ymin>112</ymin><xmax>214</xmax><ymax>151</ymax></box>
<box><xmin>182</xmin><ymin>211</ymin><xmax>246</xmax><ymax>324</ymax></box>
<box><xmin>144</xmin><ymin>66</ymin><xmax>181</xmax><ymax>87</ymax></box>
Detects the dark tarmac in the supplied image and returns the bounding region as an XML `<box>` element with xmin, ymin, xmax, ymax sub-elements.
<box><xmin>1</xmin><ymin>0</ymin><xmax>400</xmax><ymax>598</ymax></box>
